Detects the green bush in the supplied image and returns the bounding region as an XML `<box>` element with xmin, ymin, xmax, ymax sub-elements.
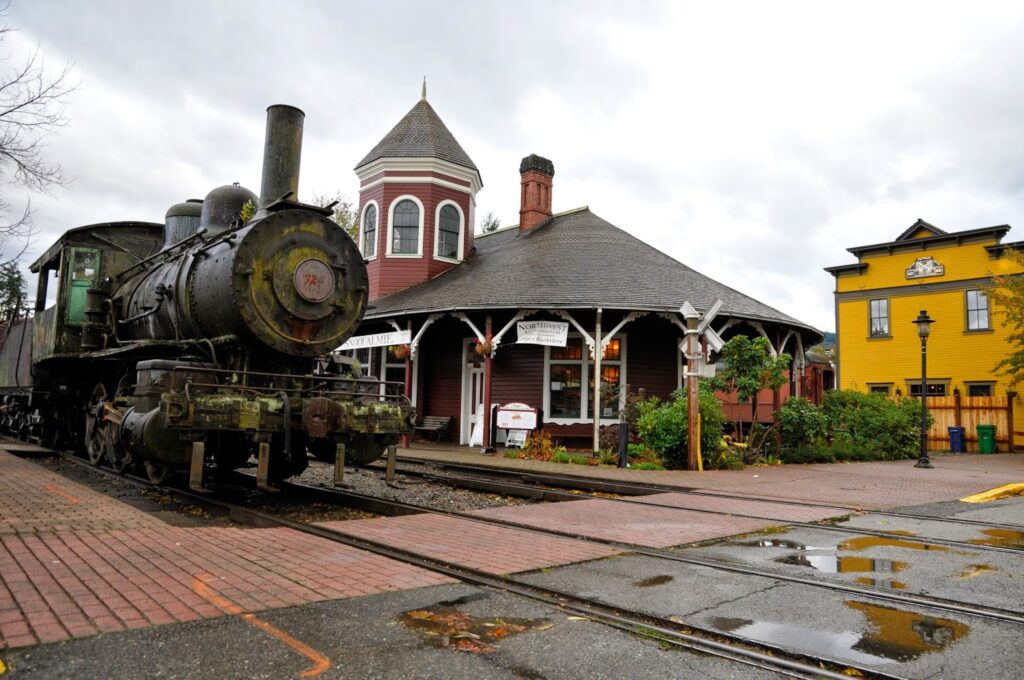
<box><xmin>822</xmin><ymin>390</ymin><xmax>925</xmax><ymax>460</ymax></box>
<box><xmin>777</xmin><ymin>397</ymin><xmax>829</xmax><ymax>449</ymax></box>
<box><xmin>631</xmin><ymin>461</ymin><xmax>665</xmax><ymax>471</ymax></box>
<box><xmin>636</xmin><ymin>387</ymin><xmax>726</xmax><ymax>469</ymax></box>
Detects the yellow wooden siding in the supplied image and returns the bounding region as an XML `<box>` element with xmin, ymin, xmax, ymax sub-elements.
<box><xmin>835</xmin><ymin>238</ymin><xmax>1014</xmax><ymax>293</ymax></box>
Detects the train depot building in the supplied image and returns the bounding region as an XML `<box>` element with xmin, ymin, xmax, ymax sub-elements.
<box><xmin>826</xmin><ymin>220</ymin><xmax>1023</xmax><ymax>451</ymax></box>
<box><xmin>345</xmin><ymin>93</ymin><xmax>824</xmax><ymax>448</ymax></box>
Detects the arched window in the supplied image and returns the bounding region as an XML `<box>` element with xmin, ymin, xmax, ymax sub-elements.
<box><xmin>437</xmin><ymin>204</ymin><xmax>460</xmax><ymax>259</ymax></box>
<box><xmin>362</xmin><ymin>204</ymin><xmax>377</xmax><ymax>257</ymax></box>
<box><xmin>392</xmin><ymin>200</ymin><xmax>419</xmax><ymax>254</ymax></box>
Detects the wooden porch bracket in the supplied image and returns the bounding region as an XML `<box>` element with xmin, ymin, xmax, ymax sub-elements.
<box><xmin>408</xmin><ymin>313</ymin><xmax>442</xmax><ymax>361</ymax></box>
<box><xmin>491</xmin><ymin>309</ymin><xmax>540</xmax><ymax>351</ymax></box>
<box><xmin>554</xmin><ymin>310</ymin><xmax>596</xmax><ymax>353</ymax></box>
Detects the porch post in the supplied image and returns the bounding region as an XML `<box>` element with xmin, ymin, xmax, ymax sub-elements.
<box><xmin>402</xmin><ymin>318</ymin><xmax>413</xmax><ymax>449</ymax></box>
<box><xmin>593</xmin><ymin>308</ymin><xmax>602</xmax><ymax>454</ymax></box>
<box><xmin>482</xmin><ymin>315</ymin><xmax>494</xmax><ymax>453</ymax></box>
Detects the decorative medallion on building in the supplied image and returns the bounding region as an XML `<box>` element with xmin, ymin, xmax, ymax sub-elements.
<box><xmin>906</xmin><ymin>256</ymin><xmax>945</xmax><ymax>280</ymax></box>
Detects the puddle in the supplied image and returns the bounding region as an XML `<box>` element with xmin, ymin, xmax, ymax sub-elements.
<box><xmin>879</xmin><ymin>530</ymin><xmax>918</xmax><ymax>537</ymax></box>
<box><xmin>839</xmin><ymin>536</ymin><xmax>956</xmax><ymax>553</ymax></box>
<box><xmin>711</xmin><ymin>600</ymin><xmax>968</xmax><ymax>665</ymax></box>
<box><xmin>968</xmin><ymin>528</ymin><xmax>1024</xmax><ymax>550</ymax></box>
<box><xmin>854</xmin><ymin>577</ymin><xmax>907</xmax><ymax>590</ymax></box>
<box><xmin>776</xmin><ymin>554</ymin><xmax>907</xmax><ymax>576</ymax></box>
<box><xmin>957</xmin><ymin>564</ymin><xmax>1000</xmax><ymax>580</ymax></box>
<box><xmin>400</xmin><ymin>603</ymin><xmax>551</xmax><ymax>654</ymax></box>
<box><xmin>634</xmin><ymin>575</ymin><xmax>674</xmax><ymax>588</ymax></box>
<box><xmin>740</xmin><ymin>539</ymin><xmax>830</xmax><ymax>550</ymax></box>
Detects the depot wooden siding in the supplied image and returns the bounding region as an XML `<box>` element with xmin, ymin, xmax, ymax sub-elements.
<box><xmin>363</xmin><ymin>180</ymin><xmax>473</xmax><ymax>299</ymax></box>
<box><xmin>416</xmin><ymin>317</ymin><xmax>464</xmax><ymax>438</ymax></box>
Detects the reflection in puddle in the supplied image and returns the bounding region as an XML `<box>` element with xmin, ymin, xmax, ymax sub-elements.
<box><xmin>839</xmin><ymin>536</ymin><xmax>955</xmax><ymax>553</ymax></box>
<box><xmin>776</xmin><ymin>553</ymin><xmax>907</xmax><ymax>576</ymax></box>
<box><xmin>400</xmin><ymin>604</ymin><xmax>551</xmax><ymax>654</ymax></box>
<box><xmin>855</xmin><ymin>576</ymin><xmax>907</xmax><ymax>590</ymax></box>
<box><xmin>968</xmin><ymin>528</ymin><xmax>1024</xmax><ymax>550</ymax></box>
<box><xmin>634</xmin><ymin>574</ymin><xmax>674</xmax><ymax>588</ymax></box>
<box><xmin>711</xmin><ymin>600</ymin><xmax>968</xmax><ymax>665</ymax></box>
<box><xmin>957</xmin><ymin>564</ymin><xmax>1000</xmax><ymax>579</ymax></box>
<box><xmin>740</xmin><ymin>539</ymin><xmax>830</xmax><ymax>550</ymax></box>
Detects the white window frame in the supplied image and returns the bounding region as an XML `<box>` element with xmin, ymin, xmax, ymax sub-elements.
<box><xmin>379</xmin><ymin>345</ymin><xmax>416</xmax><ymax>407</ymax></box>
<box><xmin>542</xmin><ymin>333</ymin><xmax>627</xmax><ymax>425</ymax></box>
<box><xmin>965</xmin><ymin>289</ymin><xmax>990</xmax><ymax>331</ymax></box>
<box><xmin>433</xmin><ymin>199</ymin><xmax>465</xmax><ymax>263</ymax></box>
<box><xmin>386</xmin><ymin>195</ymin><xmax>425</xmax><ymax>258</ymax></box>
<box><xmin>359</xmin><ymin>200</ymin><xmax>380</xmax><ymax>261</ymax></box>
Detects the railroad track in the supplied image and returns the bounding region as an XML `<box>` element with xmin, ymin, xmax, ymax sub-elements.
<box><xmin>370</xmin><ymin>459</ymin><xmax>1024</xmax><ymax>557</ymax></box>
<box><xmin>387</xmin><ymin>456</ymin><xmax>1024</xmax><ymax>532</ymax></box>
<box><xmin>45</xmin><ymin>449</ymin><xmax>906</xmax><ymax>680</ymax></box>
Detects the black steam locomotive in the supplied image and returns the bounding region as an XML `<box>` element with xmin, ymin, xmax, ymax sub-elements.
<box><xmin>0</xmin><ymin>105</ymin><xmax>415</xmax><ymax>487</ymax></box>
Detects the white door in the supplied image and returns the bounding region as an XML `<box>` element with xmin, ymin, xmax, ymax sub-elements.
<box><xmin>461</xmin><ymin>339</ymin><xmax>485</xmax><ymax>445</ymax></box>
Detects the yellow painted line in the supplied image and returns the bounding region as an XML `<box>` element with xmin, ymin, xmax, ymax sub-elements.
<box><xmin>960</xmin><ymin>483</ymin><xmax>1024</xmax><ymax>503</ymax></box>
<box><xmin>45</xmin><ymin>485</ymin><xmax>82</xmax><ymax>505</ymax></box>
<box><xmin>193</xmin><ymin>575</ymin><xmax>330</xmax><ymax>678</ymax></box>
<box><xmin>0</xmin><ymin>657</ymin><xmax>7</xmax><ymax>674</ymax></box>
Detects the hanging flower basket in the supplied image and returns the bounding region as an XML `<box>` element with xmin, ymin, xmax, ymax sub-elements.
<box><xmin>474</xmin><ymin>338</ymin><xmax>494</xmax><ymax>356</ymax></box>
<box><xmin>390</xmin><ymin>344</ymin><xmax>410</xmax><ymax>360</ymax></box>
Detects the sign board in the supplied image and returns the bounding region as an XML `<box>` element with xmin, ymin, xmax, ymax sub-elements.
<box><xmin>516</xmin><ymin>321</ymin><xmax>569</xmax><ymax>347</ymax></box>
<box><xmin>338</xmin><ymin>329</ymin><xmax>411</xmax><ymax>351</ymax></box>
<box><xmin>906</xmin><ymin>257</ymin><xmax>945</xmax><ymax>280</ymax></box>
<box><xmin>505</xmin><ymin>429</ymin><xmax>529</xmax><ymax>447</ymax></box>
<box><xmin>496</xmin><ymin>402</ymin><xmax>538</xmax><ymax>430</ymax></box>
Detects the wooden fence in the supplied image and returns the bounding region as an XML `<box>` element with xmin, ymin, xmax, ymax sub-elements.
<box><xmin>925</xmin><ymin>395</ymin><xmax>1013</xmax><ymax>452</ymax></box>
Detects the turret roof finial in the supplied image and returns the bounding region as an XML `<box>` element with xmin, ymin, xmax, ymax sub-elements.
<box><xmin>421</xmin><ymin>77</ymin><xmax>427</xmax><ymax>100</ymax></box>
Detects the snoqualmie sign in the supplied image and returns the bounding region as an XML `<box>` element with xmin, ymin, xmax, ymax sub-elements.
<box><xmin>338</xmin><ymin>329</ymin><xmax>412</xmax><ymax>351</ymax></box>
<box><xmin>516</xmin><ymin>320</ymin><xmax>569</xmax><ymax>347</ymax></box>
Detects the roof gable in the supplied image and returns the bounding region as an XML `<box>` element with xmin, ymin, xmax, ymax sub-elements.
<box><xmin>355</xmin><ymin>98</ymin><xmax>479</xmax><ymax>174</ymax></box>
<box><xmin>895</xmin><ymin>219</ymin><xmax>946</xmax><ymax>241</ymax></box>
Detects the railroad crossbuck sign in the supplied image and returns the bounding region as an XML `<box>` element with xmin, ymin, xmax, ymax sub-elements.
<box><xmin>679</xmin><ymin>299</ymin><xmax>724</xmax><ymax>378</ymax></box>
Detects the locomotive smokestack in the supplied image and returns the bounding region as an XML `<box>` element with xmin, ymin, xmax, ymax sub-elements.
<box><xmin>259</xmin><ymin>104</ymin><xmax>305</xmax><ymax>210</ymax></box>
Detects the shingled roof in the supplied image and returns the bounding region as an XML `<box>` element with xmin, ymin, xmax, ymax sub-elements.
<box><xmin>366</xmin><ymin>208</ymin><xmax>821</xmax><ymax>338</ymax></box>
<box><xmin>355</xmin><ymin>98</ymin><xmax>479</xmax><ymax>173</ymax></box>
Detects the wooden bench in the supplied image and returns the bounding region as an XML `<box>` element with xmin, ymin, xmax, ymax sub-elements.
<box><xmin>415</xmin><ymin>416</ymin><xmax>452</xmax><ymax>443</ymax></box>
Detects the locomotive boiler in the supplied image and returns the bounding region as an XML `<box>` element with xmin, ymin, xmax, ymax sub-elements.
<box><xmin>0</xmin><ymin>105</ymin><xmax>415</xmax><ymax>487</ymax></box>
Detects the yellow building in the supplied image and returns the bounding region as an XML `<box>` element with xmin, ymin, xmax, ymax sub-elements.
<box><xmin>825</xmin><ymin>219</ymin><xmax>1022</xmax><ymax>449</ymax></box>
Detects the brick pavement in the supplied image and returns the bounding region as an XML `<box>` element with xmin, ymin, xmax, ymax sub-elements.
<box><xmin>318</xmin><ymin>514</ymin><xmax>618</xmax><ymax>573</ymax></box>
<box><xmin>401</xmin><ymin>446</ymin><xmax>1024</xmax><ymax>510</ymax></box>
<box><xmin>629</xmin><ymin>492</ymin><xmax>849</xmax><ymax>522</ymax></box>
<box><xmin>0</xmin><ymin>450</ymin><xmax>451</xmax><ymax>650</ymax></box>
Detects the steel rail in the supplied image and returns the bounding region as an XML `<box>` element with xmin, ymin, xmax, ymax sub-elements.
<box><xmin>392</xmin><ymin>456</ymin><xmax>1024</xmax><ymax>531</ymax></box>
<box><xmin>384</xmin><ymin>462</ymin><xmax>1024</xmax><ymax>556</ymax></box>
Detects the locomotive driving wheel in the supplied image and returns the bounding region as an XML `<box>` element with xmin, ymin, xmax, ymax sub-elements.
<box><xmin>84</xmin><ymin>382</ymin><xmax>109</xmax><ymax>465</ymax></box>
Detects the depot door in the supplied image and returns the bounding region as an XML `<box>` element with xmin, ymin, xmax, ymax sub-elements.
<box><xmin>461</xmin><ymin>339</ymin><xmax>485</xmax><ymax>445</ymax></box>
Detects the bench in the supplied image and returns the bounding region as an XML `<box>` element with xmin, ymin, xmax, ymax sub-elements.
<box><xmin>415</xmin><ymin>416</ymin><xmax>452</xmax><ymax>443</ymax></box>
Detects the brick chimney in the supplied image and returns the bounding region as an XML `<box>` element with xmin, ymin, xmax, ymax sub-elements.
<box><xmin>519</xmin><ymin>154</ymin><xmax>554</xmax><ymax>232</ymax></box>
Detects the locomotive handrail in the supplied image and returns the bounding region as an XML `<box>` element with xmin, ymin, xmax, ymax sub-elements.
<box><xmin>114</xmin><ymin>228</ymin><xmax>208</xmax><ymax>282</ymax></box>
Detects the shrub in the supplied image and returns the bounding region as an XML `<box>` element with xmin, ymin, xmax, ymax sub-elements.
<box><xmin>631</xmin><ymin>461</ymin><xmax>665</xmax><ymax>471</ymax></box>
<box><xmin>635</xmin><ymin>387</ymin><xmax>726</xmax><ymax>469</ymax></box>
<box><xmin>777</xmin><ymin>397</ymin><xmax>829</xmax><ymax>450</ymax></box>
<box><xmin>822</xmin><ymin>390</ymin><xmax>926</xmax><ymax>460</ymax></box>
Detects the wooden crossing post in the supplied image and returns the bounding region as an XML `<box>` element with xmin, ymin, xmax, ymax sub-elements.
<box><xmin>189</xmin><ymin>441</ymin><xmax>207</xmax><ymax>493</ymax></box>
<box><xmin>385</xmin><ymin>443</ymin><xmax>397</xmax><ymax>484</ymax></box>
<box><xmin>333</xmin><ymin>442</ymin><xmax>346</xmax><ymax>486</ymax></box>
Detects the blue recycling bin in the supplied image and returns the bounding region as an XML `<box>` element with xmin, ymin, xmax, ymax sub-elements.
<box><xmin>947</xmin><ymin>426</ymin><xmax>966</xmax><ymax>453</ymax></box>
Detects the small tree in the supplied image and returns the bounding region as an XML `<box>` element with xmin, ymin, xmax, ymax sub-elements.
<box><xmin>989</xmin><ymin>249</ymin><xmax>1024</xmax><ymax>386</ymax></box>
<box><xmin>712</xmin><ymin>335</ymin><xmax>790</xmax><ymax>440</ymax></box>
<box><xmin>479</xmin><ymin>211</ymin><xmax>500</xmax><ymax>233</ymax></box>
<box><xmin>0</xmin><ymin>260</ymin><xmax>27</xmax><ymax>319</ymax></box>
<box><xmin>312</xmin><ymin>191</ymin><xmax>358</xmax><ymax>241</ymax></box>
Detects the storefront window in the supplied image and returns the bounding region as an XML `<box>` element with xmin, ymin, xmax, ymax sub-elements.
<box><xmin>547</xmin><ymin>336</ymin><xmax>624</xmax><ymax>421</ymax></box>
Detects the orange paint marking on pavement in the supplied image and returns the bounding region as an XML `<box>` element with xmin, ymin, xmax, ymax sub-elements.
<box><xmin>45</xmin><ymin>485</ymin><xmax>81</xmax><ymax>505</ymax></box>
<box><xmin>193</xmin><ymin>575</ymin><xmax>331</xmax><ymax>678</ymax></box>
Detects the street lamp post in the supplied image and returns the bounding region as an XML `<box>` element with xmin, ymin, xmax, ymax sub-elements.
<box><xmin>913</xmin><ymin>310</ymin><xmax>935</xmax><ymax>469</ymax></box>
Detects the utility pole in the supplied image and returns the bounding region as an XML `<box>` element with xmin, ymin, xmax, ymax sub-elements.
<box><xmin>679</xmin><ymin>299</ymin><xmax>725</xmax><ymax>471</ymax></box>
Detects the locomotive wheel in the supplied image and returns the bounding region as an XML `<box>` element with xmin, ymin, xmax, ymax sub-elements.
<box><xmin>105</xmin><ymin>425</ymin><xmax>132</xmax><ymax>473</ymax></box>
<box><xmin>84</xmin><ymin>383</ymin><xmax>109</xmax><ymax>465</ymax></box>
<box><xmin>144</xmin><ymin>461</ymin><xmax>173</xmax><ymax>485</ymax></box>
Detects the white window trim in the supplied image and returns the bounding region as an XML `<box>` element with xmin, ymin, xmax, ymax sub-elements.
<box><xmin>359</xmin><ymin>200</ymin><xmax>380</xmax><ymax>261</ymax></box>
<box><xmin>542</xmin><ymin>333</ymin><xmax>627</xmax><ymax>426</ymax></box>
<box><xmin>379</xmin><ymin>345</ymin><xmax>416</xmax><ymax>407</ymax></box>
<box><xmin>433</xmin><ymin>199</ymin><xmax>465</xmax><ymax>263</ymax></box>
<box><xmin>385</xmin><ymin>194</ymin><xmax>425</xmax><ymax>258</ymax></box>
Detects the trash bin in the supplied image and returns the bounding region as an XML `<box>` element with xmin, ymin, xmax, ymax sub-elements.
<box><xmin>947</xmin><ymin>426</ymin><xmax>966</xmax><ymax>453</ymax></box>
<box><xmin>976</xmin><ymin>424</ymin><xmax>997</xmax><ymax>454</ymax></box>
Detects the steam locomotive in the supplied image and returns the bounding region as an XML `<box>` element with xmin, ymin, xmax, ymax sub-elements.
<box><xmin>0</xmin><ymin>105</ymin><xmax>415</xmax><ymax>488</ymax></box>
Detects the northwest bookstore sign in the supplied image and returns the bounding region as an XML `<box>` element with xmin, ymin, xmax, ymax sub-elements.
<box><xmin>516</xmin><ymin>320</ymin><xmax>569</xmax><ymax>347</ymax></box>
<box><xmin>338</xmin><ymin>329</ymin><xmax>412</xmax><ymax>351</ymax></box>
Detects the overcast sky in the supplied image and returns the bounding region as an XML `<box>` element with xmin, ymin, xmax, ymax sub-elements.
<box><xmin>5</xmin><ymin>0</ymin><xmax>1024</xmax><ymax>331</ymax></box>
